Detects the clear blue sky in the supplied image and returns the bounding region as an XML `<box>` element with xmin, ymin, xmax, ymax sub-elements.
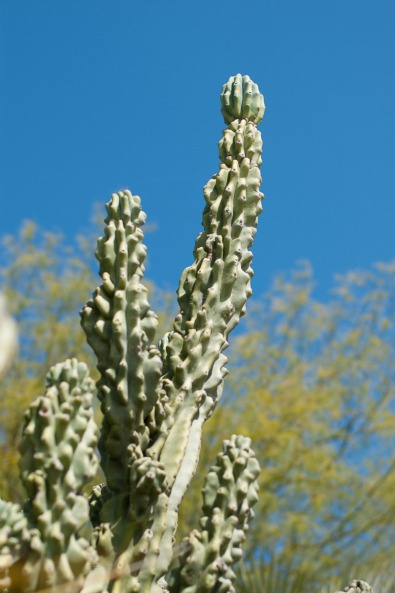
<box><xmin>1</xmin><ymin>1</ymin><xmax>394</xmax><ymax>301</ymax></box>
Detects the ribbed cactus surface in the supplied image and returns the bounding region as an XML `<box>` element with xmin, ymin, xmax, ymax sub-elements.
<box><xmin>168</xmin><ymin>435</ymin><xmax>260</xmax><ymax>593</ymax></box>
<box><xmin>81</xmin><ymin>192</ymin><xmax>164</xmax><ymax>494</ymax></box>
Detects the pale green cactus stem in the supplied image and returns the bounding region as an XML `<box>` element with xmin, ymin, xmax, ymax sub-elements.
<box><xmin>168</xmin><ymin>435</ymin><xmax>260</xmax><ymax>593</ymax></box>
<box><xmin>81</xmin><ymin>192</ymin><xmax>164</xmax><ymax>493</ymax></box>
<box><xmin>151</xmin><ymin>74</ymin><xmax>265</xmax><ymax>580</ymax></box>
<box><xmin>7</xmin><ymin>359</ymin><xmax>100</xmax><ymax>593</ymax></box>
<box><xmin>81</xmin><ymin>191</ymin><xmax>169</xmax><ymax>592</ymax></box>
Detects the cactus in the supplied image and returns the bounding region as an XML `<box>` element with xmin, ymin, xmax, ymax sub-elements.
<box><xmin>167</xmin><ymin>435</ymin><xmax>260</xmax><ymax>593</ymax></box>
<box><xmin>0</xmin><ymin>74</ymin><xmax>374</xmax><ymax>593</ymax></box>
<box><xmin>0</xmin><ymin>74</ymin><xmax>264</xmax><ymax>593</ymax></box>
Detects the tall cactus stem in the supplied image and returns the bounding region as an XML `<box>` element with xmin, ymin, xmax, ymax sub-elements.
<box><xmin>152</xmin><ymin>74</ymin><xmax>265</xmax><ymax>580</ymax></box>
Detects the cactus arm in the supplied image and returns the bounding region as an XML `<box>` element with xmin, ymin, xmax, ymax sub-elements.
<box><xmin>16</xmin><ymin>359</ymin><xmax>99</xmax><ymax>592</ymax></box>
<box><xmin>80</xmin><ymin>191</ymin><xmax>164</xmax><ymax>494</ymax></box>
<box><xmin>150</xmin><ymin>75</ymin><xmax>264</xmax><ymax>580</ymax></box>
<box><xmin>81</xmin><ymin>191</ymin><xmax>171</xmax><ymax>592</ymax></box>
<box><xmin>167</xmin><ymin>435</ymin><xmax>260</xmax><ymax>593</ymax></box>
<box><xmin>152</xmin><ymin>74</ymin><xmax>265</xmax><ymax>471</ymax></box>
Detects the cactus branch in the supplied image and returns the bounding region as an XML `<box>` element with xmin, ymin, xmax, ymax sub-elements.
<box><xmin>168</xmin><ymin>435</ymin><xmax>260</xmax><ymax>593</ymax></box>
<box><xmin>81</xmin><ymin>191</ymin><xmax>164</xmax><ymax>494</ymax></box>
<box><xmin>151</xmin><ymin>75</ymin><xmax>265</xmax><ymax>579</ymax></box>
<box><xmin>9</xmin><ymin>359</ymin><xmax>99</xmax><ymax>592</ymax></box>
